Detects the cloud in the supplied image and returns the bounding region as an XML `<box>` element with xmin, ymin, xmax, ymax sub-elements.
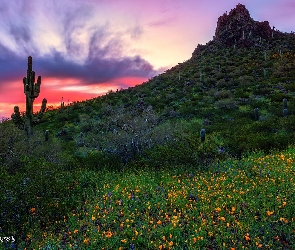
<box><xmin>0</xmin><ymin>0</ymin><xmax>159</xmax><ymax>91</ymax></box>
<box><xmin>147</xmin><ymin>16</ymin><xmax>177</xmax><ymax>27</ymax></box>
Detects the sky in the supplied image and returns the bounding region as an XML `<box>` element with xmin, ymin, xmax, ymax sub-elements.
<box><xmin>0</xmin><ymin>0</ymin><xmax>295</xmax><ymax>120</ymax></box>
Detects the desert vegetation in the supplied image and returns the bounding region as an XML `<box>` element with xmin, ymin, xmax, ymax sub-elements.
<box><xmin>1</xmin><ymin>4</ymin><xmax>295</xmax><ymax>249</ymax></box>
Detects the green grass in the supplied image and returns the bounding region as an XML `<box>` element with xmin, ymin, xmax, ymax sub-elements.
<box><xmin>1</xmin><ymin>146</ymin><xmax>294</xmax><ymax>249</ymax></box>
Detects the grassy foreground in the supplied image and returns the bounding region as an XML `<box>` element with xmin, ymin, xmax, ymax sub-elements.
<box><xmin>1</xmin><ymin>146</ymin><xmax>294</xmax><ymax>249</ymax></box>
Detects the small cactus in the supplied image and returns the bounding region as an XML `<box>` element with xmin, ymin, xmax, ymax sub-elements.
<box><xmin>200</xmin><ymin>129</ymin><xmax>206</xmax><ymax>142</ymax></box>
<box><xmin>279</xmin><ymin>49</ymin><xmax>282</xmax><ymax>59</ymax></box>
<box><xmin>254</xmin><ymin>108</ymin><xmax>259</xmax><ymax>121</ymax></box>
<box><xmin>45</xmin><ymin>130</ymin><xmax>49</xmax><ymax>142</ymax></box>
<box><xmin>60</xmin><ymin>97</ymin><xmax>65</xmax><ymax>112</ymax></box>
<box><xmin>11</xmin><ymin>106</ymin><xmax>24</xmax><ymax>130</ymax></box>
<box><xmin>283</xmin><ymin>108</ymin><xmax>288</xmax><ymax>117</ymax></box>
<box><xmin>283</xmin><ymin>98</ymin><xmax>287</xmax><ymax>109</ymax></box>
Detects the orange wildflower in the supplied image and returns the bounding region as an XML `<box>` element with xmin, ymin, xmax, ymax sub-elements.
<box><xmin>29</xmin><ymin>207</ymin><xmax>36</xmax><ymax>213</ymax></box>
<box><xmin>244</xmin><ymin>233</ymin><xmax>250</xmax><ymax>241</ymax></box>
<box><xmin>83</xmin><ymin>238</ymin><xmax>90</xmax><ymax>244</ymax></box>
<box><xmin>267</xmin><ymin>211</ymin><xmax>274</xmax><ymax>216</ymax></box>
<box><xmin>105</xmin><ymin>231</ymin><xmax>113</xmax><ymax>238</ymax></box>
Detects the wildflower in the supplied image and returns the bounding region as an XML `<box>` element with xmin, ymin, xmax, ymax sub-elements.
<box><xmin>83</xmin><ymin>238</ymin><xmax>90</xmax><ymax>244</ymax></box>
<box><xmin>168</xmin><ymin>241</ymin><xmax>173</xmax><ymax>247</ymax></box>
<box><xmin>91</xmin><ymin>215</ymin><xmax>95</xmax><ymax>221</ymax></box>
<box><xmin>193</xmin><ymin>237</ymin><xmax>197</xmax><ymax>243</ymax></box>
<box><xmin>266</xmin><ymin>211</ymin><xmax>274</xmax><ymax>216</ymax></box>
<box><xmin>29</xmin><ymin>208</ymin><xmax>36</xmax><ymax>213</ymax></box>
<box><xmin>162</xmin><ymin>236</ymin><xmax>166</xmax><ymax>241</ymax></box>
<box><xmin>169</xmin><ymin>234</ymin><xmax>172</xmax><ymax>239</ymax></box>
<box><xmin>157</xmin><ymin>220</ymin><xmax>162</xmax><ymax>225</ymax></box>
<box><xmin>244</xmin><ymin>233</ymin><xmax>250</xmax><ymax>241</ymax></box>
<box><xmin>73</xmin><ymin>230</ymin><xmax>78</xmax><ymax>234</ymax></box>
<box><xmin>121</xmin><ymin>239</ymin><xmax>127</xmax><ymax>243</ymax></box>
<box><xmin>231</xmin><ymin>206</ymin><xmax>236</xmax><ymax>212</ymax></box>
<box><xmin>280</xmin><ymin>217</ymin><xmax>288</xmax><ymax>223</ymax></box>
<box><xmin>220</xmin><ymin>216</ymin><xmax>226</xmax><ymax>221</ymax></box>
<box><xmin>215</xmin><ymin>207</ymin><xmax>221</xmax><ymax>213</ymax></box>
<box><xmin>105</xmin><ymin>231</ymin><xmax>113</xmax><ymax>238</ymax></box>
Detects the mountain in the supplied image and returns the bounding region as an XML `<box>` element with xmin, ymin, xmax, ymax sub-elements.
<box><xmin>3</xmin><ymin>3</ymin><xmax>295</xmax><ymax>166</ymax></box>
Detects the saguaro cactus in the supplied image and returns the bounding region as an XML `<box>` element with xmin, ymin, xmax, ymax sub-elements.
<box><xmin>283</xmin><ymin>98</ymin><xmax>287</xmax><ymax>109</ymax></box>
<box><xmin>200</xmin><ymin>129</ymin><xmax>206</xmax><ymax>143</ymax></box>
<box><xmin>23</xmin><ymin>56</ymin><xmax>40</xmax><ymax>135</ymax></box>
<box><xmin>254</xmin><ymin>108</ymin><xmax>259</xmax><ymax>121</ymax></box>
<box><xmin>11</xmin><ymin>56</ymin><xmax>47</xmax><ymax>135</ymax></box>
<box><xmin>11</xmin><ymin>106</ymin><xmax>24</xmax><ymax>130</ymax></box>
<box><xmin>45</xmin><ymin>130</ymin><xmax>49</xmax><ymax>142</ymax></box>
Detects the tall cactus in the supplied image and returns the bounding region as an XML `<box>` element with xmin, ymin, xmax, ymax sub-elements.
<box><xmin>23</xmin><ymin>56</ymin><xmax>43</xmax><ymax>135</ymax></box>
<box><xmin>11</xmin><ymin>56</ymin><xmax>47</xmax><ymax>136</ymax></box>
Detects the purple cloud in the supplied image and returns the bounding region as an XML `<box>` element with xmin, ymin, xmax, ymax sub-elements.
<box><xmin>0</xmin><ymin>0</ymin><xmax>158</xmax><ymax>90</ymax></box>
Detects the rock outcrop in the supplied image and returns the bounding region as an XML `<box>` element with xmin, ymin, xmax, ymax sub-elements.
<box><xmin>192</xmin><ymin>3</ymin><xmax>275</xmax><ymax>56</ymax></box>
<box><xmin>214</xmin><ymin>4</ymin><xmax>273</xmax><ymax>47</ymax></box>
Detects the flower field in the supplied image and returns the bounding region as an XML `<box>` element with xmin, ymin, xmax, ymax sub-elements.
<box><xmin>16</xmin><ymin>147</ymin><xmax>295</xmax><ymax>249</ymax></box>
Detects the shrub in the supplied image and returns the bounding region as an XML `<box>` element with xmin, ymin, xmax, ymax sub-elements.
<box><xmin>214</xmin><ymin>90</ymin><xmax>232</xmax><ymax>100</ymax></box>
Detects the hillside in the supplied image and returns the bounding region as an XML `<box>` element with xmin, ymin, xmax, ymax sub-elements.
<box><xmin>1</xmin><ymin>3</ymin><xmax>295</xmax><ymax>249</ymax></box>
<box><xmin>29</xmin><ymin>4</ymin><xmax>295</xmax><ymax>160</ymax></box>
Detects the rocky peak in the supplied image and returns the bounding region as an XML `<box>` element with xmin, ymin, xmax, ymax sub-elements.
<box><xmin>214</xmin><ymin>3</ymin><xmax>273</xmax><ymax>47</ymax></box>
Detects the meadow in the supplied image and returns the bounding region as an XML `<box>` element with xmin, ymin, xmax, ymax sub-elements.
<box><xmin>1</xmin><ymin>127</ymin><xmax>295</xmax><ymax>249</ymax></box>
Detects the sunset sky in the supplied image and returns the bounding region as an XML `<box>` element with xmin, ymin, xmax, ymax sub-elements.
<box><xmin>1</xmin><ymin>0</ymin><xmax>295</xmax><ymax>119</ymax></box>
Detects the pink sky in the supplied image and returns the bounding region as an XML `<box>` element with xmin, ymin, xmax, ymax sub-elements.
<box><xmin>1</xmin><ymin>0</ymin><xmax>295</xmax><ymax>119</ymax></box>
